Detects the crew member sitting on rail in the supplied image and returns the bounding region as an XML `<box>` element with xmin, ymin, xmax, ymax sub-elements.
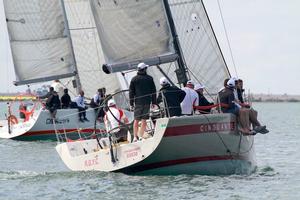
<box><xmin>104</xmin><ymin>99</ymin><xmax>129</xmax><ymax>142</ymax></box>
<box><xmin>219</xmin><ymin>79</ymin><xmax>268</xmax><ymax>135</ymax></box>
<box><xmin>194</xmin><ymin>83</ymin><xmax>213</xmax><ymax>114</ymax></box>
<box><xmin>233</xmin><ymin>78</ymin><xmax>269</xmax><ymax>134</ymax></box>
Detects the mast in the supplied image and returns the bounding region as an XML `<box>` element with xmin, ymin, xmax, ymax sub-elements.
<box><xmin>162</xmin><ymin>0</ymin><xmax>189</xmax><ymax>85</ymax></box>
<box><xmin>60</xmin><ymin>0</ymin><xmax>82</xmax><ymax>93</ymax></box>
<box><xmin>201</xmin><ymin>0</ymin><xmax>231</xmax><ymax>77</ymax></box>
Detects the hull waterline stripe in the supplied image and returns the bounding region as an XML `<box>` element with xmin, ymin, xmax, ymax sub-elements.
<box><xmin>121</xmin><ymin>155</ymin><xmax>244</xmax><ymax>174</ymax></box>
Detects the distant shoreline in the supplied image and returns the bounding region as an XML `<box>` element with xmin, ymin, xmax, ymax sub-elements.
<box><xmin>250</xmin><ymin>94</ymin><xmax>300</xmax><ymax>103</ymax></box>
<box><xmin>0</xmin><ymin>94</ymin><xmax>36</xmax><ymax>101</ymax></box>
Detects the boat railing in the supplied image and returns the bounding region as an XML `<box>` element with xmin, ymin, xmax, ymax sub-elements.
<box><xmin>54</xmin><ymin>89</ymin><xmax>232</xmax><ymax>144</ymax></box>
<box><xmin>5</xmin><ymin>94</ymin><xmax>44</xmax><ymax>126</ymax></box>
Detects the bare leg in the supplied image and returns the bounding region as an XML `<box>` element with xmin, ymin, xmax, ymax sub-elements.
<box><xmin>133</xmin><ymin>120</ymin><xmax>139</xmax><ymax>139</ymax></box>
<box><xmin>139</xmin><ymin>119</ymin><xmax>147</xmax><ymax>138</ymax></box>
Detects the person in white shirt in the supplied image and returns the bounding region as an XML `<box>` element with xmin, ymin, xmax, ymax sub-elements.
<box><xmin>90</xmin><ymin>89</ymin><xmax>101</xmax><ymax>108</ymax></box>
<box><xmin>181</xmin><ymin>80</ymin><xmax>199</xmax><ymax>115</ymax></box>
<box><xmin>51</xmin><ymin>80</ymin><xmax>64</xmax><ymax>98</ymax></box>
<box><xmin>74</xmin><ymin>90</ymin><xmax>89</xmax><ymax>122</ymax></box>
<box><xmin>104</xmin><ymin>99</ymin><xmax>129</xmax><ymax>142</ymax></box>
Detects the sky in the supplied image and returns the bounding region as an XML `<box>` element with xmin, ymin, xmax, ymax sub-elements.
<box><xmin>0</xmin><ymin>0</ymin><xmax>299</xmax><ymax>95</ymax></box>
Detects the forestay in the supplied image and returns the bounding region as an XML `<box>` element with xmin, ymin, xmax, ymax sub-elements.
<box><xmin>89</xmin><ymin>0</ymin><xmax>177</xmax><ymax>74</ymax></box>
<box><xmin>168</xmin><ymin>0</ymin><xmax>230</xmax><ymax>95</ymax></box>
<box><xmin>64</xmin><ymin>0</ymin><xmax>121</xmax><ymax>97</ymax></box>
<box><xmin>3</xmin><ymin>0</ymin><xmax>76</xmax><ymax>86</ymax></box>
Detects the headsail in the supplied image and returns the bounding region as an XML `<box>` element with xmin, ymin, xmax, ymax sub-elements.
<box><xmin>89</xmin><ymin>0</ymin><xmax>178</xmax><ymax>74</ymax></box>
<box><xmin>64</xmin><ymin>0</ymin><xmax>122</xmax><ymax>97</ymax></box>
<box><xmin>168</xmin><ymin>0</ymin><xmax>231</xmax><ymax>94</ymax></box>
<box><xmin>3</xmin><ymin>0</ymin><xmax>76</xmax><ymax>86</ymax></box>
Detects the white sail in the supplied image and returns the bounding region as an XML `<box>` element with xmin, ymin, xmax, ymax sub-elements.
<box><xmin>64</xmin><ymin>0</ymin><xmax>121</xmax><ymax>97</ymax></box>
<box><xmin>89</xmin><ymin>0</ymin><xmax>177</xmax><ymax>73</ymax></box>
<box><xmin>3</xmin><ymin>0</ymin><xmax>76</xmax><ymax>86</ymax></box>
<box><xmin>168</xmin><ymin>0</ymin><xmax>230</xmax><ymax>94</ymax></box>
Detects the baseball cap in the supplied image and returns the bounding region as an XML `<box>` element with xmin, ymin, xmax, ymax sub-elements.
<box><xmin>107</xmin><ymin>99</ymin><xmax>116</xmax><ymax>107</ymax></box>
<box><xmin>194</xmin><ymin>83</ymin><xmax>205</xmax><ymax>91</ymax></box>
<box><xmin>137</xmin><ymin>62</ymin><xmax>149</xmax><ymax>70</ymax></box>
<box><xmin>227</xmin><ymin>78</ymin><xmax>236</xmax><ymax>87</ymax></box>
<box><xmin>159</xmin><ymin>77</ymin><xmax>169</xmax><ymax>86</ymax></box>
<box><xmin>186</xmin><ymin>80</ymin><xmax>194</xmax><ymax>85</ymax></box>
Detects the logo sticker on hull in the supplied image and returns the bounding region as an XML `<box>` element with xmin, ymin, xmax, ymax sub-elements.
<box><xmin>46</xmin><ymin>118</ymin><xmax>70</xmax><ymax>125</ymax></box>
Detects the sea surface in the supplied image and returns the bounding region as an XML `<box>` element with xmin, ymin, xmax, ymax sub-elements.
<box><xmin>0</xmin><ymin>102</ymin><xmax>299</xmax><ymax>200</ymax></box>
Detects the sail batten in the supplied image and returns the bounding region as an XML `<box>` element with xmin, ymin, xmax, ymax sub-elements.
<box><xmin>3</xmin><ymin>0</ymin><xmax>76</xmax><ymax>85</ymax></box>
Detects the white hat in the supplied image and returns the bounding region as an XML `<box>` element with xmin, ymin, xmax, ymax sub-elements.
<box><xmin>107</xmin><ymin>99</ymin><xmax>116</xmax><ymax>107</ymax></box>
<box><xmin>159</xmin><ymin>77</ymin><xmax>169</xmax><ymax>86</ymax></box>
<box><xmin>227</xmin><ymin>78</ymin><xmax>236</xmax><ymax>87</ymax></box>
<box><xmin>137</xmin><ymin>62</ymin><xmax>149</xmax><ymax>70</ymax></box>
<box><xmin>186</xmin><ymin>80</ymin><xmax>194</xmax><ymax>85</ymax></box>
<box><xmin>194</xmin><ymin>83</ymin><xmax>205</xmax><ymax>91</ymax></box>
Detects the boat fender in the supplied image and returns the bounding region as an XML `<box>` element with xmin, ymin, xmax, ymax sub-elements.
<box><xmin>8</xmin><ymin>115</ymin><xmax>18</xmax><ymax>125</ymax></box>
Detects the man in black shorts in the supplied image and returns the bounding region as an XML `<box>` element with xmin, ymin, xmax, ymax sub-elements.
<box><xmin>129</xmin><ymin>63</ymin><xmax>156</xmax><ymax>142</ymax></box>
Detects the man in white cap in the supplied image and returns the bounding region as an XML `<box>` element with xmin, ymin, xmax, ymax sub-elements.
<box><xmin>129</xmin><ymin>62</ymin><xmax>157</xmax><ymax>142</ymax></box>
<box><xmin>157</xmin><ymin>77</ymin><xmax>186</xmax><ymax>117</ymax></box>
<box><xmin>180</xmin><ymin>80</ymin><xmax>199</xmax><ymax>115</ymax></box>
<box><xmin>104</xmin><ymin>99</ymin><xmax>129</xmax><ymax>142</ymax></box>
<box><xmin>194</xmin><ymin>83</ymin><xmax>213</xmax><ymax>114</ymax></box>
<box><xmin>218</xmin><ymin>79</ymin><xmax>268</xmax><ymax>134</ymax></box>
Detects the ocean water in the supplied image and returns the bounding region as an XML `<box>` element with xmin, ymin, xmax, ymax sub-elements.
<box><xmin>0</xmin><ymin>102</ymin><xmax>299</xmax><ymax>200</ymax></box>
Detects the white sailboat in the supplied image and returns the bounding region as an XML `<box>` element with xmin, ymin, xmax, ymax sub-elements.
<box><xmin>56</xmin><ymin>0</ymin><xmax>257</xmax><ymax>175</ymax></box>
<box><xmin>0</xmin><ymin>0</ymin><xmax>125</xmax><ymax>140</ymax></box>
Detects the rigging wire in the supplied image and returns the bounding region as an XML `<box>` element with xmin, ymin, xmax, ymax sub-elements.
<box><xmin>216</xmin><ymin>0</ymin><xmax>238</xmax><ymax>78</ymax></box>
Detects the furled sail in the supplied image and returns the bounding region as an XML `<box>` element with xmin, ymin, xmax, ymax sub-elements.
<box><xmin>89</xmin><ymin>0</ymin><xmax>177</xmax><ymax>74</ymax></box>
<box><xmin>63</xmin><ymin>0</ymin><xmax>122</xmax><ymax>97</ymax></box>
<box><xmin>168</xmin><ymin>0</ymin><xmax>230</xmax><ymax>95</ymax></box>
<box><xmin>3</xmin><ymin>0</ymin><xmax>76</xmax><ymax>86</ymax></box>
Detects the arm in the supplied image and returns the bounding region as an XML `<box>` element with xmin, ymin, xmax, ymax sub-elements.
<box><xmin>75</xmin><ymin>97</ymin><xmax>84</xmax><ymax>108</ymax></box>
<box><xmin>129</xmin><ymin>80</ymin><xmax>135</xmax><ymax>106</ymax></box>
<box><xmin>150</xmin><ymin>78</ymin><xmax>157</xmax><ymax>105</ymax></box>
<box><xmin>228</xmin><ymin>93</ymin><xmax>236</xmax><ymax>109</ymax></box>
<box><xmin>46</xmin><ymin>95</ymin><xmax>53</xmax><ymax>107</ymax></box>
<box><xmin>157</xmin><ymin>90</ymin><xmax>163</xmax><ymax>104</ymax></box>
<box><xmin>179</xmin><ymin>89</ymin><xmax>186</xmax><ymax>103</ymax></box>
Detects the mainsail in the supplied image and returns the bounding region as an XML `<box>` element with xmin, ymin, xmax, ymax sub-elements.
<box><xmin>3</xmin><ymin>0</ymin><xmax>76</xmax><ymax>86</ymax></box>
<box><xmin>168</xmin><ymin>0</ymin><xmax>230</xmax><ymax>94</ymax></box>
<box><xmin>89</xmin><ymin>0</ymin><xmax>178</xmax><ymax>74</ymax></box>
<box><xmin>88</xmin><ymin>0</ymin><xmax>230</xmax><ymax>97</ymax></box>
<box><xmin>63</xmin><ymin>0</ymin><xmax>122</xmax><ymax>97</ymax></box>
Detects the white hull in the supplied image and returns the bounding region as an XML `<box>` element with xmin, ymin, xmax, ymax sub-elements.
<box><xmin>56</xmin><ymin>113</ymin><xmax>256</xmax><ymax>175</ymax></box>
<box><xmin>0</xmin><ymin>108</ymin><xmax>101</xmax><ymax>141</ymax></box>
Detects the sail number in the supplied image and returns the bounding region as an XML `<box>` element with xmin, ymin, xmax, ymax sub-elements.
<box><xmin>124</xmin><ymin>147</ymin><xmax>140</xmax><ymax>158</ymax></box>
<box><xmin>84</xmin><ymin>156</ymin><xmax>99</xmax><ymax>167</ymax></box>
